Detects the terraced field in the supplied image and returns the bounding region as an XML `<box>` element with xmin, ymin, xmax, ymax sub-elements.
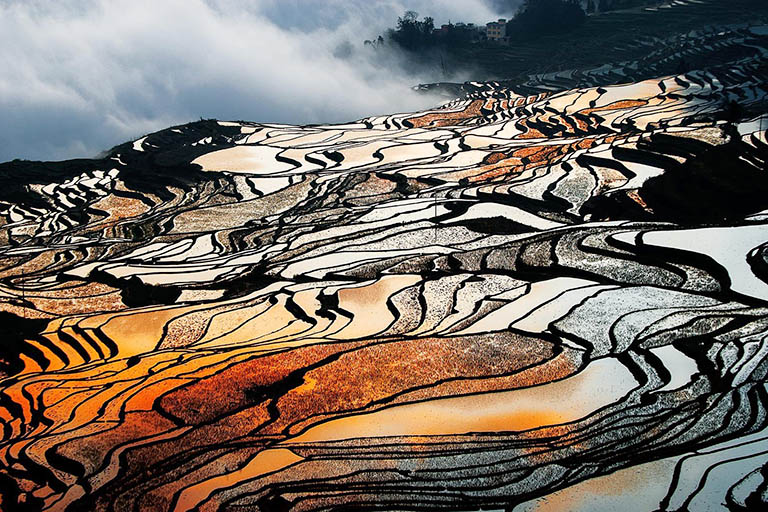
<box><xmin>1</xmin><ymin>16</ymin><xmax>768</xmax><ymax>512</ymax></box>
<box><xmin>437</xmin><ymin>0</ymin><xmax>768</xmax><ymax>86</ymax></box>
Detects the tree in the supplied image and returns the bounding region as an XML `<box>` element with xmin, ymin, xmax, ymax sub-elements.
<box><xmin>375</xmin><ymin>10</ymin><xmax>477</xmax><ymax>55</ymax></box>
<box><xmin>400</xmin><ymin>10</ymin><xmax>418</xmax><ymax>25</ymax></box>
<box><xmin>388</xmin><ymin>11</ymin><xmax>436</xmax><ymax>51</ymax></box>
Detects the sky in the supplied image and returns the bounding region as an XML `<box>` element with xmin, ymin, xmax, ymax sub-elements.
<box><xmin>0</xmin><ymin>0</ymin><xmax>518</xmax><ymax>163</ymax></box>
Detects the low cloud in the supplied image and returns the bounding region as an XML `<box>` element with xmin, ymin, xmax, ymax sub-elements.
<box><xmin>0</xmin><ymin>0</ymin><xmax>503</xmax><ymax>163</ymax></box>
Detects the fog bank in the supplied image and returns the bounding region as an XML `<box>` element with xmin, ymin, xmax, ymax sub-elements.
<box><xmin>0</xmin><ymin>0</ymin><xmax>507</xmax><ymax>162</ymax></box>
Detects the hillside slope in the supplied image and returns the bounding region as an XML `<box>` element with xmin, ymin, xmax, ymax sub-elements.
<box><xmin>1</xmin><ymin>20</ymin><xmax>768</xmax><ymax>512</ymax></box>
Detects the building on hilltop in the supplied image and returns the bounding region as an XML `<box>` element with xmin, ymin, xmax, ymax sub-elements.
<box><xmin>486</xmin><ymin>19</ymin><xmax>507</xmax><ymax>41</ymax></box>
<box><xmin>433</xmin><ymin>22</ymin><xmax>487</xmax><ymax>43</ymax></box>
